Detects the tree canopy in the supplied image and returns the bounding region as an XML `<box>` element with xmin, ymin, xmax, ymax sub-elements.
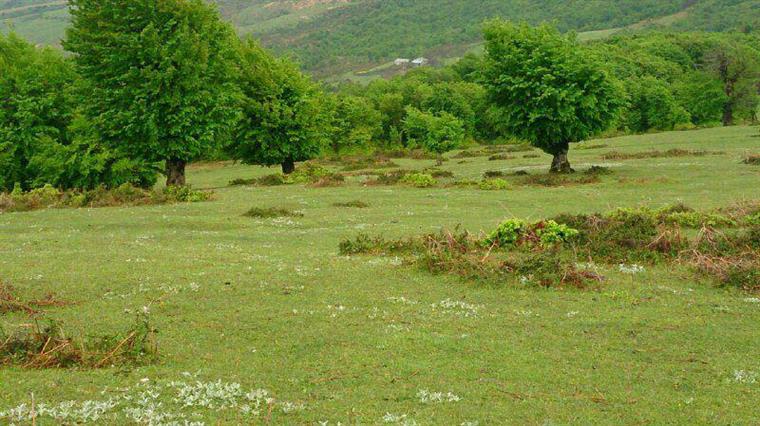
<box><xmin>481</xmin><ymin>20</ymin><xmax>622</xmax><ymax>172</ymax></box>
<box><xmin>227</xmin><ymin>39</ymin><xmax>329</xmax><ymax>174</ymax></box>
<box><xmin>64</xmin><ymin>0</ymin><xmax>240</xmax><ymax>186</ymax></box>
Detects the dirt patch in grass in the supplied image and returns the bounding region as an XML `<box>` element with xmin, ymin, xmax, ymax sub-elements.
<box><xmin>243</xmin><ymin>207</ymin><xmax>304</xmax><ymax>218</ymax></box>
<box><xmin>602</xmin><ymin>149</ymin><xmax>724</xmax><ymax>160</ymax></box>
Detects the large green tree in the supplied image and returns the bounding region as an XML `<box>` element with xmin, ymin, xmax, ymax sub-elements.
<box><xmin>228</xmin><ymin>39</ymin><xmax>328</xmax><ymax>174</ymax></box>
<box><xmin>704</xmin><ymin>41</ymin><xmax>760</xmax><ymax>126</ymax></box>
<box><xmin>64</xmin><ymin>0</ymin><xmax>240</xmax><ymax>186</ymax></box>
<box><xmin>482</xmin><ymin>21</ymin><xmax>622</xmax><ymax>172</ymax></box>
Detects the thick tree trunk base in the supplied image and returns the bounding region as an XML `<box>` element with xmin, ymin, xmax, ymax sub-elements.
<box><xmin>722</xmin><ymin>107</ymin><xmax>734</xmax><ymax>127</ymax></box>
<box><xmin>281</xmin><ymin>158</ymin><xmax>295</xmax><ymax>175</ymax></box>
<box><xmin>550</xmin><ymin>151</ymin><xmax>574</xmax><ymax>174</ymax></box>
<box><xmin>166</xmin><ymin>159</ymin><xmax>187</xmax><ymax>187</ymax></box>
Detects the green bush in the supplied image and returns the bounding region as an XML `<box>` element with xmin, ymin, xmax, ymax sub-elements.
<box><xmin>478</xmin><ymin>178</ymin><xmax>509</xmax><ymax>190</ymax></box>
<box><xmin>535</xmin><ymin>220</ymin><xmax>580</xmax><ymax>246</ymax></box>
<box><xmin>485</xmin><ymin>219</ymin><xmax>526</xmax><ymax>246</ymax></box>
<box><xmin>400</xmin><ymin>173</ymin><xmax>437</xmax><ymax>188</ymax></box>
<box><xmin>664</xmin><ymin>211</ymin><xmax>736</xmax><ymax>228</ymax></box>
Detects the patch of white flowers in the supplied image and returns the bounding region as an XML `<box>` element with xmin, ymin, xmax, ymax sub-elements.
<box><xmin>0</xmin><ymin>376</ymin><xmax>304</xmax><ymax>425</ymax></box>
<box><xmin>431</xmin><ymin>298</ymin><xmax>481</xmax><ymax>318</ymax></box>
<box><xmin>417</xmin><ymin>389</ymin><xmax>461</xmax><ymax>404</ymax></box>
<box><xmin>743</xmin><ymin>297</ymin><xmax>760</xmax><ymax>304</ymax></box>
<box><xmin>733</xmin><ymin>370</ymin><xmax>758</xmax><ymax>384</ymax></box>
<box><xmin>618</xmin><ymin>263</ymin><xmax>645</xmax><ymax>274</ymax></box>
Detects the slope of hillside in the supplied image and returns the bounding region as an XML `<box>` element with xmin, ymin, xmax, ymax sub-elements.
<box><xmin>2</xmin><ymin>0</ymin><xmax>757</xmax><ymax>75</ymax></box>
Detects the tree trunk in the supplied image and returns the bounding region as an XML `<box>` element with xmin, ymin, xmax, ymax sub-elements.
<box><xmin>722</xmin><ymin>99</ymin><xmax>734</xmax><ymax>126</ymax></box>
<box><xmin>281</xmin><ymin>157</ymin><xmax>295</xmax><ymax>175</ymax></box>
<box><xmin>549</xmin><ymin>142</ymin><xmax>574</xmax><ymax>174</ymax></box>
<box><xmin>719</xmin><ymin>57</ymin><xmax>735</xmax><ymax>127</ymax></box>
<box><xmin>166</xmin><ymin>158</ymin><xmax>187</xmax><ymax>187</ymax></box>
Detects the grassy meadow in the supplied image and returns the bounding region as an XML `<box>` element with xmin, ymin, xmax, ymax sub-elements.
<box><xmin>1</xmin><ymin>126</ymin><xmax>759</xmax><ymax>424</ymax></box>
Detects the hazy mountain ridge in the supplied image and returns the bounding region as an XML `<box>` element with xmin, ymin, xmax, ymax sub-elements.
<box><xmin>2</xmin><ymin>0</ymin><xmax>756</xmax><ymax>76</ymax></box>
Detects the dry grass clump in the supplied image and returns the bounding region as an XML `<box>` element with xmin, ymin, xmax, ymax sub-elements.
<box><xmin>0</xmin><ymin>184</ymin><xmax>212</xmax><ymax>213</ymax></box>
<box><xmin>243</xmin><ymin>207</ymin><xmax>304</xmax><ymax>218</ymax></box>
<box><xmin>687</xmin><ymin>226</ymin><xmax>759</xmax><ymax>291</ymax></box>
<box><xmin>340</xmin><ymin>226</ymin><xmax>604</xmax><ymax>289</ymax></box>
<box><xmin>0</xmin><ymin>314</ymin><xmax>157</xmax><ymax>369</ymax></box>
<box><xmin>309</xmin><ymin>174</ymin><xmax>346</xmax><ymax>187</ymax></box>
<box><xmin>339</xmin><ymin>203</ymin><xmax>760</xmax><ymax>291</ymax></box>
<box><xmin>340</xmin><ymin>156</ymin><xmax>400</xmax><ymax>171</ymax></box>
<box><xmin>0</xmin><ymin>282</ymin><xmax>68</xmax><ymax>315</ymax></box>
<box><xmin>742</xmin><ymin>154</ymin><xmax>760</xmax><ymax>165</ymax></box>
<box><xmin>517</xmin><ymin>173</ymin><xmax>601</xmax><ymax>187</ymax></box>
<box><xmin>577</xmin><ymin>143</ymin><xmax>609</xmax><ymax>150</ymax></box>
<box><xmin>602</xmin><ymin>149</ymin><xmax>723</xmax><ymax>160</ymax></box>
<box><xmin>333</xmin><ymin>200</ymin><xmax>370</xmax><ymax>208</ymax></box>
<box><xmin>488</xmin><ymin>154</ymin><xmax>516</xmax><ymax>161</ymax></box>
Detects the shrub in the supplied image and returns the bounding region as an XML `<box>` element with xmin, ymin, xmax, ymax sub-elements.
<box><xmin>483</xmin><ymin>170</ymin><xmax>507</xmax><ymax>178</ymax></box>
<box><xmin>399</xmin><ymin>173</ymin><xmax>437</xmax><ymax>188</ymax></box>
<box><xmin>0</xmin><ymin>313</ymin><xmax>157</xmax><ymax>369</ymax></box>
<box><xmin>365</xmin><ymin>169</ymin><xmax>413</xmax><ymax>185</ymax></box>
<box><xmin>309</xmin><ymin>174</ymin><xmax>345</xmax><ymax>187</ymax></box>
<box><xmin>338</xmin><ymin>233</ymin><xmax>417</xmax><ymax>256</ymax></box>
<box><xmin>488</xmin><ymin>154</ymin><xmax>515</xmax><ymax>161</ymax></box>
<box><xmin>479</xmin><ymin>178</ymin><xmax>509</xmax><ymax>190</ymax></box>
<box><xmin>742</xmin><ymin>154</ymin><xmax>760</xmax><ymax>165</ymax></box>
<box><xmin>665</xmin><ymin>211</ymin><xmax>736</xmax><ymax>228</ymax></box>
<box><xmin>424</xmin><ymin>168</ymin><xmax>455</xmax><ymax>178</ymax></box>
<box><xmin>243</xmin><ymin>207</ymin><xmax>304</xmax><ymax>218</ymax></box>
<box><xmin>163</xmin><ymin>185</ymin><xmax>213</xmax><ymax>203</ymax></box>
<box><xmin>341</xmin><ymin>157</ymin><xmax>399</xmax><ymax>171</ymax></box>
<box><xmin>535</xmin><ymin>220</ymin><xmax>580</xmax><ymax>246</ymax></box>
<box><xmin>0</xmin><ymin>184</ymin><xmax>212</xmax><ymax>213</ymax></box>
<box><xmin>485</xmin><ymin>219</ymin><xmax>526</xmax><ymax>246</ymax></box>
<box><xmin>602</xmin><ymin>149</ymin><xmax>721</xmax><ymax>160</ymax></box>
<box><xmin>584</xmin><ymin>166</ymin><xmax>613</xmax><ymax>175</ymax></box>
<box><xmin>289</xmin><ymin>163</ymin><xmax>332</xmax><ymax>184</ymax></box>
<box><xmin>254</xmin><ymin>174</ymin><xmax>289</xmax><ymax>186</ymax></box>
<box><xmin>484</xmin><ymin>219</ymin><xmax>579</xmax><ymax>248</ymax></box>
<box><xmin>518</xmin><ymin>174</ymin><xmax>600</xmax><ymax>187</ymax></box>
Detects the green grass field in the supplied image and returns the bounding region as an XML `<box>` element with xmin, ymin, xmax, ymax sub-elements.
<box><xmin>1</xmin><ymin>126</ymin><xmax>759</xmax><ymax>424</ymax></box>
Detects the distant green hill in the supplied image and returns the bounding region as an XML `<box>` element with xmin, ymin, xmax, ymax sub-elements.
<box><xmin>2</xmin><ymin>0</ymin><xmax>757</xmax><ymax>76</ymax></box>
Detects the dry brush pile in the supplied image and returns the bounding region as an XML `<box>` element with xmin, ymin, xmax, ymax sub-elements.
<box><xmin>340</xmin><ymin>203</ymin><xmax>760</xmax><ymax>292</ymax></box>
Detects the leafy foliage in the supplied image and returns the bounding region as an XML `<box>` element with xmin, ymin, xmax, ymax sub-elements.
<box><xmin>227</xmin><ymin>39</ymin><xmax>329</xmax><ymax>171</ymax></box>
<box><xmin>481</xmin><ymin>21</ymin><xmax>622</xmax><ymax>170</ymax></box>
<box><xmin>64</xmin><ymin>0</ymin><xmax>240</xmax><ymax>185</ymax></box>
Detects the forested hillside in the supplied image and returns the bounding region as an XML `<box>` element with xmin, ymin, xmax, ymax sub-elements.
<box><xmin>1</xmin><ymin>0</ymin><xmax>758</xmax><ymax>76</ymax></box>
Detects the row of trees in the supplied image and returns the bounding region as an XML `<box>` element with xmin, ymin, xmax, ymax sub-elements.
<box><xmin>2</xmin><ymin>0</ymin><xmax>759</xmax><ymax>191</ymax></box>
<box><xmin>1</xmin><ymin>0</ymin><xmax>337</xmax><ymax>191</ymax></box>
